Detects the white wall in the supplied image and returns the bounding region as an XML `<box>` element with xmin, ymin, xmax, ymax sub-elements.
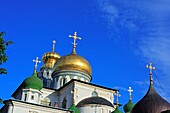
<box><xmin>78</xmin><ymin>104</ymin><xmax>114</xmax><ymax>113</ymax></box>
<box><xmin>4</xmin><ymin>100</ymin><xmax>71</xmax><ymax>113</ymax></box>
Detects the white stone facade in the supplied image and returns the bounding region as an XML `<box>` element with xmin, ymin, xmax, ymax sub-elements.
<box><xmin>1</xmin><ymin>100</ymin><xmax>71</xmax><ymax>113</ymax></box>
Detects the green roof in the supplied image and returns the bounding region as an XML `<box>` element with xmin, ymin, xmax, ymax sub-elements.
<box><xmin>23</xmin><ymin>71</ymin><xmax>43</xmax><ymax>91</ymax></box>
<box><xmin>112</xmin><ymin>106</ymin><xmax>123</xmax><ymax>113</ymax></box>
<box><xmin>69</xmin><ymin>104</ymin><xmax>80</xmax><ymax>113</ymax></box>
<box><xmin>123</xmin><ymin>100</ymin><xmax>134</xmax><ymax>113</ymax></box>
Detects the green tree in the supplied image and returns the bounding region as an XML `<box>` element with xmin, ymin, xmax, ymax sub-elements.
<box><xmin>0</xmin><ymin>32</ymin><xmax>13</xmax><ymax>74</ymax></box>
<box><xmin>0</xmin><ymin>98</ymin><xmax>2</xmax><ymax>104</ymax></box>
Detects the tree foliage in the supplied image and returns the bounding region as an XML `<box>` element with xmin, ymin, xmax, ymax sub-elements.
<box><xmin>0</xmin><ymin>98</ymin><xmax>3</xmax><ymax>104</ymax></box>
<box><xmin>0</xmin><ymin>32</ymin><xmax>13</xmax><ymax>74</ymax></box>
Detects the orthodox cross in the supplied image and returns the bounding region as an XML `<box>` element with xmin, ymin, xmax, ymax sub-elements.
<box><xmin>115</xmin><ymin>91</ymin><xmax>121</xmax><ymax>105</ymax></box>
<box><xmin>128</xmin><ymin>87</ymin><xmax>133</xmax><ymax>100</ymax></box>
<box><xmin>33</xmin><ymin>57</ymin><xmax>41</xmax><ymax>71</ymax></box>
<box><xmin>71</xmin><ymin>88</ymin><xmax>78</xmax><ymax>104</ymax></box>
<box><xmin>52</xmin><ymin>40</ymin><xmax>56</xmax><ymax>52</ymax></box>
<box><xmin>69</xmin><ymin>32</ymin><xmax>81</xmax><ymax>54</ymax></box>
<box><xmin>146</xmin><ymin>61</ymin><xmax>156</xmax><ymax>84</ymax></box>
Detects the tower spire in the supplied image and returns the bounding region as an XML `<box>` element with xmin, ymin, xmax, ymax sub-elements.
<box><xmin>69</xmin><ymin>32</ymin><xmax>81</xmax><ymax>54</ymax></box>
<box><xmin>33</xmin><ymin>57</ymin><xmax>41</xmax><ymax>73</ymax></box>
<box><xmin>146</xmin><ymin>61</ymin><xmax>156</xmax><ymax>85</ymax></box>
<box><xmin>52</xmin><ymin>40</ymin><xmax>56</xmax><ymax>52</ymax></box>
<box><xmin>128</xmin><ymin>87</ymin><xmax>133</xmax><ymax>100</ymax></box>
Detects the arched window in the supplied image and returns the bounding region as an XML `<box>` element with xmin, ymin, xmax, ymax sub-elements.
<box><xmin>63</xmin><ymin>78</ymin><xmax>66</xmax><ymax>85</ymax></box>
<box><xmin>47</xmin><ymin>72</ymin><xmax>49</xmax><ymax>76</ymax></box>
<box><xmin>60</xmin><ymin>78</ymin><xmax>66</xmax><ymax>87</ymax></box>
<box><xmin>62</xmin><ymin>97</ymin><xmax>67</xmax><ymax>108</ymax></box>
<box><xmin>24</xmin><ymin>94</ymin><xmax>27</xmax><ymax>101</ymax></box>
<box><xmin>101</xmin><ymin>108</ymin><xmax>104</xmax><ymax>113</ymax></box>
<box><xmin>92</xmin><ymin>91</ymin><xmax>98</xmax><ymax>97</ymax></box>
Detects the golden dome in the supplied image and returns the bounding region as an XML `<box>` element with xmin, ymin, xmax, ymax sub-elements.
<box><xmin>55</xmin><ymin>53</ymin><xmax>92</xmax><ymax>76</ymax></box>
<box><xmin>42</xmin><ymin>40</ymin><xmax>61</xmax><ymax>68</ymax></box>
<box><xmin>42</xmin><ymin>52</ymin><xmax>60</xmax><ymax>68</ymax></box>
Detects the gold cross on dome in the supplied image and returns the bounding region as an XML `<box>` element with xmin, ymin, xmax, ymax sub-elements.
<box><xmin>52</xmin><ymin>40</ymin><xmax>56</xmax><ymax>52</ymax></box>
<box><xmin>69</xmin><ymin>32</ymin><xmax>81</xmax><ymax>53</ymax></box>
<box><xmin>33</xmin><ymin>57</ymin><xmax>41</xmax><ymax>70</ymax></box>
<box><xmin>146</xmin><ymin>61</ymin><xmax>156</xmax><ymax>75</ymax></box>
<box><xmin>146</xmin><ymin>61</ymin><xmax>156</xmax><ymax>84</ymax></box>
<box><xmin>128</xmin><ymin>87</ymin><xmax>133</xmax><ymax>100</ymax></box>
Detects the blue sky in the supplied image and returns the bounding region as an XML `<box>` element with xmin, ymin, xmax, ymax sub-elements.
<box><xmin>1</xmin><ymin>0</ymin><xmax>170</xmax><ymax>110</ymax></box>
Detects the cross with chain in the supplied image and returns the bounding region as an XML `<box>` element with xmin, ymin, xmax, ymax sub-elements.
<box><xmin>146</xmin><ymin>61</ymin><xmax>156</xmax><ymax>84</ymax></box>
<box><xmin>115</xmin><ymin>91</ymin><xmax>121</xmax><ymax>105</ymax></box>
<box><xmin>33</xmin><ymin>57</ymin><xmax>41</xmax><ymax>70</ymax></box>
<box><xmin>69</xmin><ymin>32</ymin><xmax>81</xmax><ymax>53</ymax></box>
<box><xmin>128</xmin><ymin>87</ymin><xmax>133</xmax><ymax>100</ymax></box>
<box><xmin>52</xmin><ymin>40</ymin><xmax>56</xmax><ymax>52</ymax></box>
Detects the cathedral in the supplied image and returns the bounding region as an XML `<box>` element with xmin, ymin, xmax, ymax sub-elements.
<box><xmin>0</xmin><ymin>32</ymin><xmax>170</xmax><ymax>113</ymax></box>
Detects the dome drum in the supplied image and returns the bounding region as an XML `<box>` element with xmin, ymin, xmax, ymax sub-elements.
<box><xmin>52</xmin><ymin>70</ymin><xmax>92</xmax><ymax>81</ymax></box>
<box><xmin>52</xmin><ymin>70</ymin><xmax>91</xmax><ymax>89</ymax></box>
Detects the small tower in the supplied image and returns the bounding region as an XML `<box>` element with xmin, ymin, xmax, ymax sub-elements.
<box><xmin>123</xmin><ymin>87</ymin><xmax>135</xmax><ymax>113</ymax></box>
<box><xmin>38</xmin><ymin>40</ymin><xmax>61</xmax><ymax>88</ymax></box>
<box><xmin>22</xmin><ymin>57</ymin><xmax>43</xmax><ymax>104</ymax></box>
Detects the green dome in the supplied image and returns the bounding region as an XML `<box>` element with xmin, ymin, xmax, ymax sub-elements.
<box><xmin>123</xmin><ymin>100</ymin><xmax>134</xmax><ymax>113</ymax></box>
<box><xmin>23</xmin><ymin>71</ymin><xmax>43</xmax><ymax>91</ymax></box>
<box><xmin>112</xmin><ymin>106</ymin><xmax>123</xmax><ymax>113</ymax></box>
<box><xmin>69</xmin><ymin>104</ymin><xmax>80</xmax><ymax>113</ymax></box>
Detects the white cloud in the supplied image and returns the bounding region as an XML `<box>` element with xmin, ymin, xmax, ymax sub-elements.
<box><xmin>95</xmin><ymin>0</ymin><xmax>170</xmax><ymax>102</ymax></box>
<box><xmin>113</xmin><ymin>86</ymin><xmax>128</xmax><ymax>92</ymax></box>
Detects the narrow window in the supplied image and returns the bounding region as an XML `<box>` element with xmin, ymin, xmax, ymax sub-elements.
<box><xmin>24</xmin><ymin>94</ymin><xmax>27</xmax><ymax>101</ymax></box>
<box><xmin>31</xmin><ymin>95</ymin><xmax>34</xmax><ymax>100</ymax></box>
<box><xmin>63</xmin><ymin>78</ymin><xmax>66</xmax><ymax>85</ymax></box>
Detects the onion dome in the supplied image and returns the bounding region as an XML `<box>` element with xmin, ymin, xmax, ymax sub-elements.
<box><xmin>54</xmin><ymin>53</ymin><xmax>92</xmax><ymax>75</ymax></box>
<box><xmin>77</xmin><ymin>96</ymin><xmax>113</xmax><ymax>107</ymax></box>
<box><xmin>23</xmin><ymin>57</ymin><xmax>43</xmax><ymax>91</ymax></box>
<box><xmin>123</xmin><ymin>87</ymin><xmax>135</xmax><ymax>113</ymax></box>
<box><xmin>131</xmin><ymin>84</ymin><xmax>170</xmax><ymax>113</ymax></box>
<box><xmin>42</xmin><ymin>40</ymin><xmax>60</xmax><ymax>68</ymax></box>
<box><xmin>131</xmin><ymin>62</ymin><xmax>170</xmax><ymax>113</ymax></box>
<box><xmin>23</xmin><ymin>70</ymin><xmax>43</xmax><ymax>91</ymax></box>
<box><xmin>112</xmin><ymin>106</ymin><xmax>122</xmax><ymax>113</ymax></box>
<box><xmin>69</xmin><ymin>104</ymin><xmax>80</xmax><ymax>113</ymax></box>
<box><xmin>54</xmin><ymin>32</ymin><xmax>92</xmax><ymax>76</ymax></box>
<box><xmin>123</xmin><ymin>100</ymin><xmax>134</xmax><ymax>113</ymax></box>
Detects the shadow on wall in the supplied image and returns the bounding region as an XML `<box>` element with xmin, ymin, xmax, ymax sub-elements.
<box><xmin>162</xmin><ymin>110</ymin><xmax>170</xmax><ymax>113</ymax></box>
